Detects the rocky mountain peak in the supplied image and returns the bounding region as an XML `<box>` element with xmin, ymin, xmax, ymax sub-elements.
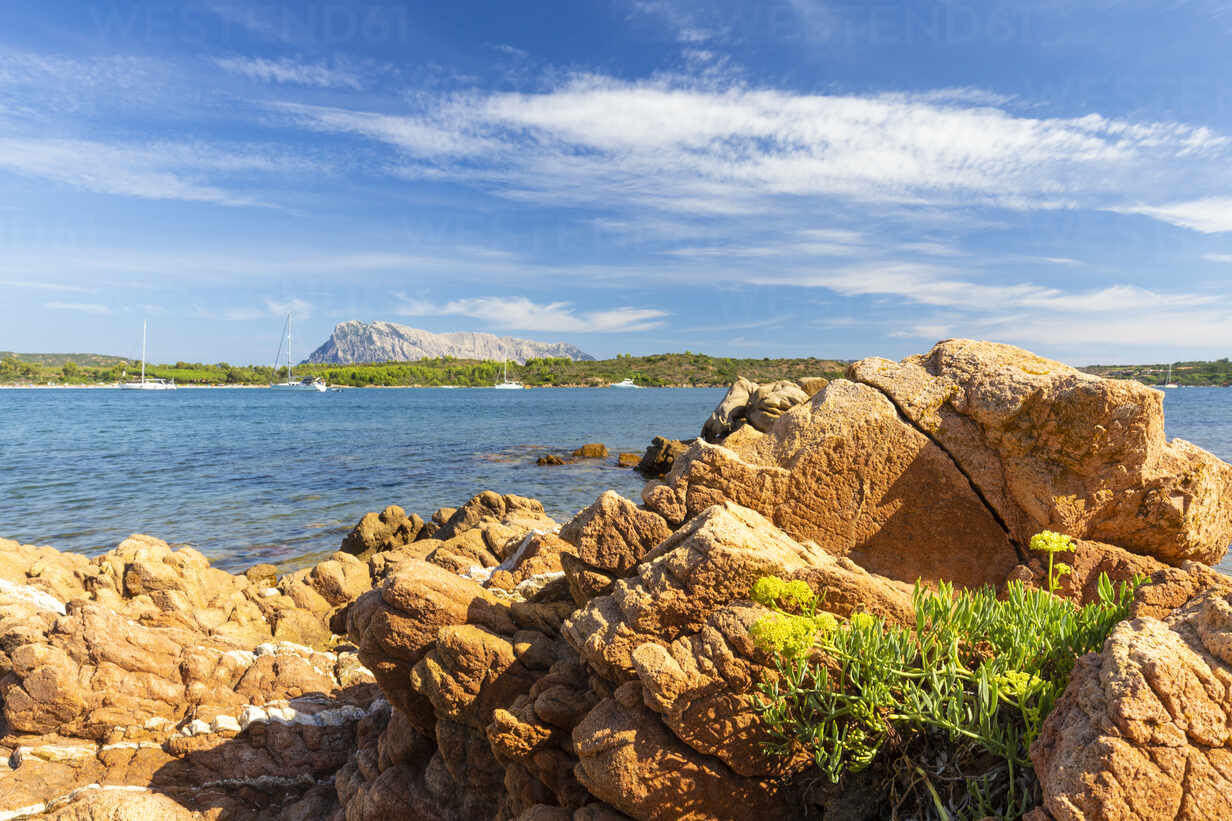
<box><xmin>304</xmin><ymin>320</ymin><xmax>594</xmax><ymax>364</ymax></box>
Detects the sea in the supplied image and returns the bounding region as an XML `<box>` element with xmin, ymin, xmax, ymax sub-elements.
<box><xmin>1</xmin><ymin>386</ymin><xmax>1230</xmax><ymax>574</ymax></box>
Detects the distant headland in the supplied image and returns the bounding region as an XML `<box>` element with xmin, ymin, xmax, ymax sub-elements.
<box><xmin>3</xmin><ymin>342</ymin><xmax>1231</xmax><ymax>388</ymax></box>
<box><xmin>304</xmin><ymin>320</ymin><xmax>595</xmax><ymax>365</ymax></box>
<box><xmin>0</xmin><ymin>350</ymin><xmax>848</xmax><ymax>388</ymax></box>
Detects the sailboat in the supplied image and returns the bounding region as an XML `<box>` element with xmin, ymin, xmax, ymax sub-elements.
<box><xmin>610</xmin><ymin>378</ymin><xmax>640</xmax><ymax>388</ymax></box>
<box><xmin>269</xmin><ymin>314</ymin><xmax>326</xmax><ymax>392</ymax></box>
<box><xmin>120</xmin><ymin>320</ymin><xmax>176</xmax><ymax>390</ymax></box>
<box><xmin>493</xmin><ymin>358</ymin><xmax>523</xmax><ymax>390</ymax></box>
<box><xmin>1163</xmin><ymin>363</ymin><xmax>1179</xmax><ymax>389</ymax></box>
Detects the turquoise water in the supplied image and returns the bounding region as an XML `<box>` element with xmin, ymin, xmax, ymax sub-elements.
<box><xmin>0</xmin><ymin>385</ymin><xmax>1228</xmax><ymax>573</ymax></box>
<box><xmin>0</xmin><ymin>387</ymin><xmax>723</xmax><ymax>570</ymax></box>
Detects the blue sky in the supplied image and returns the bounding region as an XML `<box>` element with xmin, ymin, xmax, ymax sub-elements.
<box><xmin>2</xmin><ymin>0</ymin><xmax>1232</xmax><ymax>365</ymax></box>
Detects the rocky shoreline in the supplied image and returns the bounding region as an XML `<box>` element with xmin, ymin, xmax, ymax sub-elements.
<box><xmin>4</xmin><ymin>339</ymin><xmax>1232</xmax><ymax>820</ymax></box>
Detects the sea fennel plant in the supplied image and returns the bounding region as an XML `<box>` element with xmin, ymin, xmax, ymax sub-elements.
<box><xmin>750</xmin><ymin>537</ymin><xmax>1143</xmax><ymax>820</ymax></box>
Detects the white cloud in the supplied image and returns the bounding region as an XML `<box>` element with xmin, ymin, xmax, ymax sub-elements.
<box><xmin>215</xmin><ymin>57</ymin><xmax>364</xmax><ymax>89</ymax></box>
<box><xmin>273</xmin><ymin>101</ymin><xmax>500</xmax><ymax>159</ymax></box>
<box><xmin>45</xmin><ymin>301</ymin><xmax>110</xmax><ymax>314</ymax></box>
<box><xmin>0</xmin><ymin>138</ymin><xmax>292</xmax><ymax>206</ymax></box>
<box><xmin>1204</xmin><ymin>253</ymin><xmax>1232</xmax><ymax>262</ymax></box>
<box><xmin>1114</xmin><ymin>198</ymin><xmax>1232</xmax><ymax>233</ymax></box>
<box><xmin>1</xmin><ymin>279</ymin><xmax>94</xmax><ymax>293</ymax></box>
<box><xmin>394</xmin><ymin>295</ymin><xmax>669</xmax><ymax>332</ymax></box>
<box><xmin>0</xmin><ymin>52</ymin><xmax>161</xmax><ymax>98</ymax></box>
<box><xmin>628</xmin><ymin>1</ymin><xmax>719</xmax><ymax>43</ymax></box>
<box><xmin>905</xmin><ymin>88</ymin><xmax>1018</xmax><ymax>108</ymax></box>
<box><xmin>279</xmin><ymin>76</ymin><xmax>1231</xmax><ymax>221</ymax></box>
<box><xmin>978</xmin><ymin>310</ymin><xmax>1232</xmax><ymax>350</ymax></box>
<box><xmin>896</xmin><ymin>241</ymin><xmax>967</xmax><ymax>257</ymax></box>
<box><xmin>491</xmin><ymin>44</ymin><xmax>530</xmax><ymax>59</ymax></box>
<box><xmin>798</xmin><ymin>228</ymin><xmax>866</xmax><ymax>244</ymax></box>
<box><xmin>751</xmin><ymin>264</ymin><xmax>1218</xmax><ymax>314</ymax></box>
<box><xmin>785</xmin><ymin>0</ymin><xmax>840</xmax><ymax>40</ymax></box>
<box><xmin>892</xmin><ymin>323</ymin><xmax>955</xmax><ymax>340</ymax></box>
<box><xmin>265</xmin><ymin>298</ymin><xmax>312</xmax><ymax>318</ymax></box>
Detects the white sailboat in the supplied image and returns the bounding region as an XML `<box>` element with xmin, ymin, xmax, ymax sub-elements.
<box><xmin>493</xmin><ymin>358</ymin><xmax>523</xmax><ymax>390</ymax></box>
<box><xmin>1163</xmin><ymin>363</ymin><xmax>1179</xmax><ymax>389</ymax></box>
<box><xmin>120</xmin><ymin>320</ymin><xmax>176</xmax><ymax>390</ymax></box>
<box><xmin>610</xmin><ymin>378</ymin><xmax>640</xmax><ymax>388</ymax></box>
<box><xmin>269</xmin><ymin>314</ymin><xmax>327</xmax><ymax>392</ymax></box>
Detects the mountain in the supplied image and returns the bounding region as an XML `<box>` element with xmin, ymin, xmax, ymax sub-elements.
<box><xmin>303</xmin><ymin>320</ymin><xmax>594</xmax><ymax>365</ymax></box>
<box><xmin>0</xmin><ymin>352</ymin><xmax>129</xmax><ymax>367</ymax></box>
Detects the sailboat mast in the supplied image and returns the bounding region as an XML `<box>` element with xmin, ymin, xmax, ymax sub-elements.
<box><xmin>141</xmin><ymin>320</ymin><xmax>147</xmax><ymax>384</ymax></box>
<box><xmin>287</xmin><ymin>314</ymin><xmax>293</xmax><ymax>381</ymax></box>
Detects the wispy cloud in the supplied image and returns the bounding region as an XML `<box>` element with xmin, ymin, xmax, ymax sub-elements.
<box><xmin>1204</xmin><ymin>253</ymin><xmax>1232</xmax><ymax>262</ymax></box>
<box><xmin>394</xmin><ymin>295</ymin><xmax>669</xmax><ymax>332</ymax></box>
<box><xmin>1113</xmin><ymin>198</ymin><xmax>1232</xmax><ymax>233</ymax></box>
<box><xmin>971</xmin><ymin>310</ymin><xmax>1232</xmax><ymax>351</ymax></box>
<box><xmin>0</xmin><ymin>138</ymin><xmax>317</xmax><ymax>206</ymax></box>
<box><xmin>785</xmin><ymin>0</ymin><xmax>840</xmax><ymax>40</ymax></box>
<box><xmin>684</xmin><ymin>315</ymin><xmax>792</xmax><ymax>333</ymax></box>
<box><xmin>45</xmin><ymin>301</ymin><xmax>110</xmax><ymax>314</ymax></box>
<box><xmin>1</xmin><ymin>279</ymin><xmax>95</xmax><ymax>293</ymax></box>
<box><xmin>0</xmin><ymin>52</ymin><xmax>163</xmax><ymax>103</ymax></box>
<box><xmin>628</xmin><ymin>0</ymin><xmax>719</xmax><ymax>44</ymax></box>
<box><xmin>491</xmin><ymin>43</ymin><xmax>530</xmax><ymax>59</ymax></box>
<box><xmin>783</xmin><ymin>263</ymin><xmax>1232</xmax><ymax>351</ymax></box>
<box><xmin>214</xmin><ymin>57</ymin><xmax>364</xmax><ymax>89</ymax></box>
<box><xmin>751</xmin><ymin>264</ymin><xmax>1218</xmax><ymax>314</ymax></box>
<box><xmin>265</xmin><ymin>297</ymin><xmax>312</xmax><ymax>318</ymax></box>
<box><xmin>278</xmin><ymin>75</ymin><xmax>1231</xmax><ymax>224</ymax></box>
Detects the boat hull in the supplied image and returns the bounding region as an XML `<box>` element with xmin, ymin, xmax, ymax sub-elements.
<box><xmin>270</xmin><ymin>382</ymin><xmax>327</xmax><ymax>392</ymax></box>
<box><xmin>120</xmin><ymin>382</ymin><xmax>176</xmax><ymax>390</ymax></box>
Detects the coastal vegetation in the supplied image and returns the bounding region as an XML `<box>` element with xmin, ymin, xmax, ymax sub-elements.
<box><xmin>750</xmin><ymin>533</ymin><xmax>1144</xmax><ymax>820</ymax></box>
<box><xmin>1081</xmin><ymin>358</ymin><xmax>1232</xmax><ymax>386</ymax></box>
<box><xmin>8</xmin><ymin>348</ymin><xmax>1232</xmax><ymax>387</ymax></box>
<box><xmin>0</xmin><ymin>352</ymin><xmax>847</xmax><ymax>387</ymax></box>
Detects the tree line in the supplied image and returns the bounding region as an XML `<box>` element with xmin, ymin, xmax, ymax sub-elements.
<box><xmin>0</xmin><ymin>353</ymin><xmax>847</xmax><ymax>387</ymax></box>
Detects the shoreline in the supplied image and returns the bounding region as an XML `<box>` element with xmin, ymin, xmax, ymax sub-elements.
<box><xmin>0</xmin><ymin>382</ymin><xmax>736</xmax><ymax>390</ymax></box>
<box><xmin>4</xmin><ymin>341</ymin><xmax>1232</xmax><ymax>819</ymax></box>
<box><xmin>4</xmin><ymin>383</ymin><xmax>1229</xmax><ymax>391</ymax></box>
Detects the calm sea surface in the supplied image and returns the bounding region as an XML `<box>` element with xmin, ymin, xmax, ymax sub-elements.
<box><xmin>0</xmin><ymin>387</ymin><xmax>723</xmax><ymax>571</ymax></box>
<box><xmin>1</xmin><ymin>386</ymin><xmax>1229</xmax><ymax>573</ymax></box>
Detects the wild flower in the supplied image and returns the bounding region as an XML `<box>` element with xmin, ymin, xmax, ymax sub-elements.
<box><xmin>781</xmin><ymin>579</ymin><xmax>816</xmax><ymax>611</ymax></box>
<box><xmin>848</xmin><ymin>612</ymin><xmax>876</xmax><ymax>631</ymax></box>
<box><xmin>750</xmin><ymin>613</ymin><xmax>819</xmax><ymax>658</ymax></box>
<box><xmin>812</xmin><ymin>611</ymin><xmax>838</xmax><ymax>637</ymax></box>
<box><xmin>1029</xmin><ymin>530</ymin><xmax>1076</xmax><ymax>594</ymax></box>
<box><xmin>751</xmin><ymin>575</ymin><xmax>817</xmax><ymax>613</ymax></box>
<box><xmin>751</xmin><ymin>576</ymin><xmax>787</xmax><ymax>608</ymax></box>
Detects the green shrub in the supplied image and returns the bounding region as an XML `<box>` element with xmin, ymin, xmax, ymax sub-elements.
<box><xmin>750</xmin><ymin>545</ymin><xmax>1143</xmax><ymax>820</ymax></box>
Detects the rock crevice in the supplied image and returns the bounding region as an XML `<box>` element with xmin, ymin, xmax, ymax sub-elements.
<box><xmin>850</xmin><ymin>367</ymin><xmax>1022</xmax><ymax>558</ymax></box>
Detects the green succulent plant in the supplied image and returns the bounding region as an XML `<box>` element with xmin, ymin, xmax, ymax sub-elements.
<box><xmin>748</xmin><ymin>536</ymin><xmax>1145</xmax><ymax>820</ymax></box>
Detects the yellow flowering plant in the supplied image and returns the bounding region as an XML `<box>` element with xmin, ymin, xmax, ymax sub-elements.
<box><xmin>1029</xmin><ymin>530</ymin><xmax>1076</xmax><ymax>595</ymax></box>
<box><xmin>750</xmin><ymin>535</ymin><xmax>1145</xmax><ymax>820</ymax></box>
